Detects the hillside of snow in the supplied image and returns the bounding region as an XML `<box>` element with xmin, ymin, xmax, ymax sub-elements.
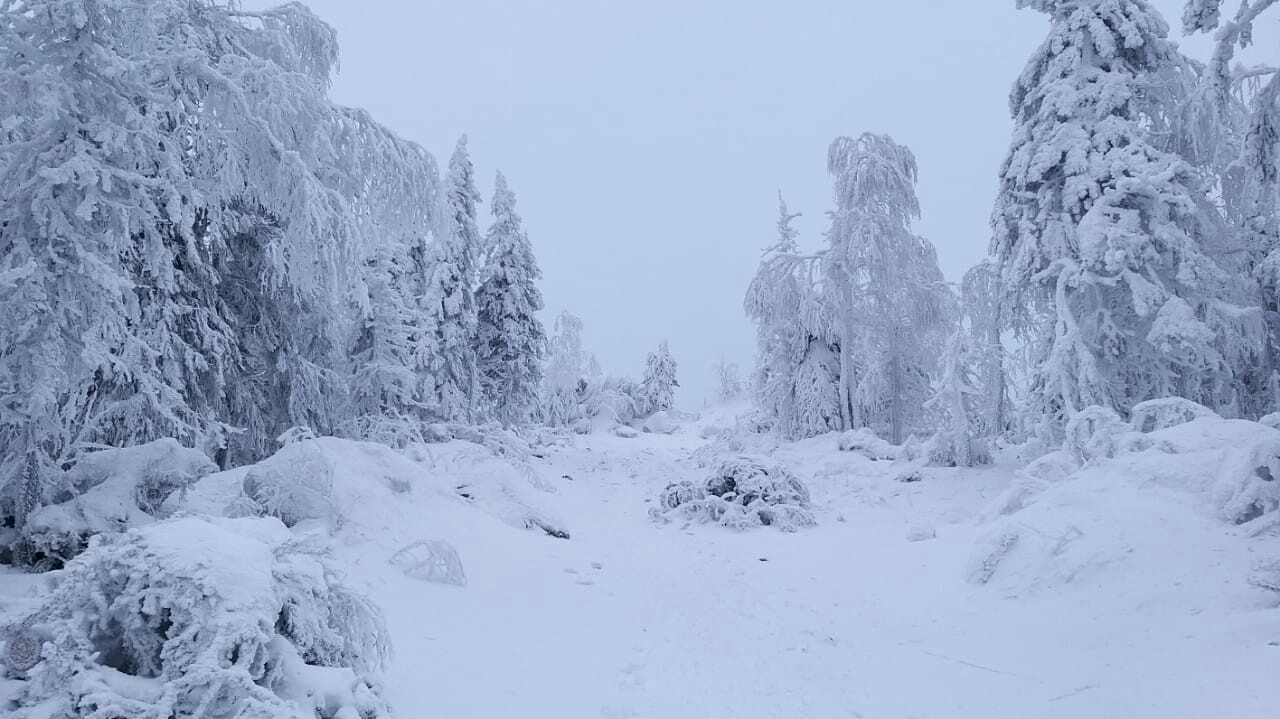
<box><xmin>4</xmin><ymin>405</ymin><xmax>1280</xmax><ymax>718</ymax></box>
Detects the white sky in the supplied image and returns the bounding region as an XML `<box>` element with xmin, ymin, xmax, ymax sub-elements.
<box><xmin>256</xmin><ymin>0</ymin><xmax>1267</xmax><ymax>406</ymax></box>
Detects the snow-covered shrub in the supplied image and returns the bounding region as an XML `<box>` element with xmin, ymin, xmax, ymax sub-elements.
<box><xmin>389</xmin><ymin>540</ymin><xmax>467</xmax><ymax>586</ymax></box>
<box><xmin>649</xmin><ymin>458</ymin><xmax>815</xmax><ymax>532</ymax></box>
<box><xmin>1129</xmin><ymin>398</ymin><xmax>1219</xmax><ymax>433</ymax></box>
<box><xmin>614</xmin><ymin>425</ymin><xmax>639</xmax><ymax>439</ymax></box>
<box><xmin>836</xmin><ymin>428</ymin><xmax>898</xmax><ymax>460</ymax></box>
<box><xmin>12</xmin><ymin>440</ymin><xmax>214</xmax><ymax>569</ymax></box>
<box><xmin>232</xmin><ymin>441</ymin><xmax>336</xmax><ymax>529</ymax></box>
<box><xmin>5</xmin><ymin>516</ymin><xmax>390</xmax><ymax>719</ymax></box>
<box><xmin>1261</xmin><ymin>413</ymin><xmax>1280</xmax><ymax>431</ymax></box>
<box><xmin>1063</xmin><ymin>406</ymin><xmax>1128</xmax><ymax>462</ymax></box>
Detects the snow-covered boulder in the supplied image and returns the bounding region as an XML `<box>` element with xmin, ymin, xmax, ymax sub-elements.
<box><xmin>642</xmin><ymin>410</ymin><xmax>680</xmax><ymax>435</ymax></box>
<box><xmin>650</xmin><ymin>458</ymin><xmax>815</xmax><ymax>532</ymax></box>
<box><xmin>5</xmin><ymin>516</ymin><xmax>390</xmax><ymax>718</ymax></box>
<box><xmin>613</xmin><ymin>425</ymin><xmax>640</xmax><ymax>439</ymax></box>
<box><xmin>837</xmin><ymin>428</ymin><xmax>898</xmax><ymax>460</ymax></box>
<box><xmin>1129</xmin><ymin>397</ymin><xmax>1218</xmax><ymax>433</ymax></box>
<box><xmin>16</xmin><ymin>440</ymin><xmax>215</xmax><ymax>568</ymax></box>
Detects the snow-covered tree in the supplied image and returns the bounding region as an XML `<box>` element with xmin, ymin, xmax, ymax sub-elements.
<box><xmin>348</xmin><ymin>241</ymin><xmax>422</xmax><ymax>441</ymax></box>
<box><xmin>475</xmin><ymin>172</ymin><xmax>548</xmax><ymax>426</ymax></box>
<box><xmin>960</xmin><ymin>259</ymin><xmax>1011</xmax><ymax>437</ymax></box>
<box><xmin>541</xmin><ymin>311</ymin><xmax>599</xmax><ymax>426</ymax></box>
<box><xmin>1182</xmin><ymin>0</ymin><xmax>1280</xmax><ymax>417</ymax></box>
<box><xmin>712</xmin><ymin>358</ymin><xmax>745</xmax><ymax>403</ymax></box>
<box><xmin>992</xmin><ymin>0</ymin><xmax>1246</xmax><ymax>436</ymax></box>
<box><xmin>641</xmin><ymin>341</ymin><xmax>680</xmax><ymax>414</ymax></box>
<box><xmin>792</xmin><ymin>340</ymin><xmax>842</xmax><ymax>438</ymax></box>
<box><xmin>824</xmin><ymin>133</ymin><xmax>955</xmax><ymax>443</ymax></box>
<box><xmin>419</xmin><ymin>136</ymin><xmax>482</xmax><ymax>423</ymax></box>
<box><xmin>926</xmin><ymin>331</ymin><xmax>991</xmax><ymax>467</ymax></box>
<box><xmin>0</xmin><ymin>0</ymin><xmax>444</xmax><ymax>501</ymax></box>
<box><xmin>745</xmin><ymin>195</ymin><xmax>814</xmax><ymax>437</ymax></box>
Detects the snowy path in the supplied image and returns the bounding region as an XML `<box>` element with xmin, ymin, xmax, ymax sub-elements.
<box><xmin>372</xmin><ymin>431</ymin><xmax>1280</xmax><ymax>719</ymax></box>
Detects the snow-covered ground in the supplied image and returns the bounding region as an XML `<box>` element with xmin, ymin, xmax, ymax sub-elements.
<box><xmin>4</xmin><ymin>405</ymin><xmax>1279</xmax><ymax>718</ymax></box>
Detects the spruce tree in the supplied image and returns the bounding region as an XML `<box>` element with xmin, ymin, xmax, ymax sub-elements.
<box><xmin>641</xmin><ymin>341</ymin><xmax>680</xmax><ymax>414</ymax></box>
<box><xmin>993</xmin><ymin>0</ymin><xmax>1243</xmax><ymax>434</ymax></box>
<box><xmin>475</xmin><ymin>172</ymin><xmax>548</xmax><ymax>426</ymax></box>
<box><xmin>420</xmin><ymin>136</ymin><xmax>482</xmax><ymax>423</ymax></box>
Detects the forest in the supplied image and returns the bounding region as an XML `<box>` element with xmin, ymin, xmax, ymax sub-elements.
<box><xmin>2</xmin><ymin>1</ymin><xmax>1280</xmax><ymax>718</ymax></box>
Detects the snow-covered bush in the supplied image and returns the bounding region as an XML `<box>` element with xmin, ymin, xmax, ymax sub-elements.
<box><xmin>232</xmin><ymin>441</ymin><xmax>337</xmax><ymax>529</ymax></box>
<box><xmin>390</xmin><ymin>539</ymin><xmax>467</xmax><ymax>586</ymax></box>
<box><xmin>649</xmin><ymin>458</ymin><xmax>815</xmax><ymax>532</ymax></box>
<box><xmin>10</xmin><ymin>440</ymin><xmax>214</xmax><ymax>569</ymax></box>
<box><xmin>4</xmin><ymin>516</ymin><xmax>390</xmax><ymax>719</ymax></box>
<box><xmin>836</xmin><ymin>428</ymin><xmax>898</xmax><ymax>460</ymax></box>
<box><xmin>1129</xmin><ymin>398</ymin><xmax>1219</xmax><ymax>433</ymax></box>
<box><xmin>1063</xmin><ymin>406</ymin><xmax>1129</xmax><ymax>462</ymax></box>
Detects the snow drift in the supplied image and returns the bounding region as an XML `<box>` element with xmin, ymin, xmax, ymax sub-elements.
<box><xmin>971</xmin><ymin>407</ymin><xmax>1280</xmax><ymax>597</ymax></box>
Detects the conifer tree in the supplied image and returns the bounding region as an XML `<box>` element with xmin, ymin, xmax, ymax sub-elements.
<box><xmin>475</xmin><ymin>172</ymin><xmax>548</xmax><ymax>426</ymax></box>
<box><xmin>641</xmin><ymin>341</ymin><xmax>680</xmax><ymax>414</ymax></box>
<box><xmin>993</xmin><ymin>0</ymin><xmax>1244</xmax><ymax>434</ymax></box>
<box><xmin>420</xmin><ymin>136</ymin><xmax>482</xmax><ymax>422</ymax></box>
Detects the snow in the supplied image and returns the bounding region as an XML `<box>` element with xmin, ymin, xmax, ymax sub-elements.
<box><xmin>5</xmin><ymin>409</ymin><xmax>1280</xmax><ymax>717</ymax></box>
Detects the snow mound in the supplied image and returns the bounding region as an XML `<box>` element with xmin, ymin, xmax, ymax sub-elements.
<box><xmin>641</xmin><ymin>410</ymin><xmax>680</xmax><ymax>435</ymax></box>
<box><xmin>972</xmin><ymin>415</ymin><xmax>1280</xmax><ymax>594</ymax></box>
<box><xmin>1129</xmin><ymin>397</ymin><xmax>1218</xmax><ymax>433</ymax></box>
<box><xmin>16</xmin><ymin>440</ymin><xmax>215</xmax><ymax>568</ymax></box>
<box><xmin>836</xmin><ymin>428</ymin><xmax>898</xmax><ymax>460</ymax></box>
<box><xmin>650</xmin><ymin>458</ymin><xmax>815</xmax><ymax>532</ymax></box>
<box><xmin>419</xmin><ymin>441</ymin><xmax>570</xmax><ymax>540</ymax></box>
<box><xmin>4</xmin><ymin>516</ymin><xmax>389</xmax><ymax>719</ymax></box>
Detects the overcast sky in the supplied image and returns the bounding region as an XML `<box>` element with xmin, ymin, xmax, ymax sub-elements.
<box><xmin>256</xmin><ymin>0</ymin><xmax>1259</xmax><ymax>406</ymax></box>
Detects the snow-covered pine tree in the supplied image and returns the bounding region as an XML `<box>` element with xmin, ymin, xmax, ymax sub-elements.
<box><xmin>475</xmin><ymin>172</ymin><xmax>548</xmax><ymax>426</ymax></box>
<box><xmin>927</xmin><ymin>331</ymin><xmax>990</xmax><ymax>467</ymax></box>
<box><xmin>348</xmin><ymin>240</ymin><xmax>422</xmax><ymax>441</ymax></box>
<box><xmin>745</xmin><ymin>195</ymin><xmax>812</xmax><ymax>437</ymax></box>
<box><xmin>824</xmin><ymin>133</ymin><xmax>955</xmax><ymax>444</ymax></box>
<box><xmin>641</xmin><ymin>341</ymin><xmax>680</xmax><ymax>415</ymax></box>
<box><xmin>419</xmin><ymin>136</ymin><xmax>482</xmax><ymax>423</ymax></box>
<box><xmin>993</xmin><ymin>0</ymin><xmax>1244</xmax><ymax>436</ymax></box>
<box><xmin>792</xmin><ymin>339</ymin><xmax>842</xmax><ymax>438</ymax></box>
